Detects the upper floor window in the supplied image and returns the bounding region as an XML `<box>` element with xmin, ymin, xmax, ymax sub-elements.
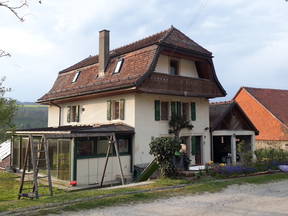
<box><xmin>169</xmin><ymin>59</ymin><xmax>179</xmax><ymax>75</ymax></box>
<box><xmin>107</xmin><ymin>99</ymin><xmax>125</xmax><ymax>120</ymax></box>
<box><xmin>114</xmin><ymin>58</ymin><xmax>124</xmax><ymax>74</ymax></box>
<box><xmin>155</xmin><ymin>100</ymin><xmax>196</xmax><ymax>121</ymax></box>
<box><xmin>72</xmin><ymin>71</ymin><xmax>81</xmax><ymax>83</ymax></box>
<box><xmin>67</xmin><ymin>105</ymin><xmax>80</xmax><ymax>122</ymax></box>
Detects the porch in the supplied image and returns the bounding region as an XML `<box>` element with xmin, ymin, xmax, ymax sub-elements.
<box><xmin>11</xmin><ymin>123</ymin><xmax>134</xmax><ymax>187</ymax></box>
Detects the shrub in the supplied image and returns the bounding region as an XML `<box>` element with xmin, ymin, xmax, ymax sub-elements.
<box><xmin>149</xmin><ymin>137</ymin><xmax>181</xmax><ymax>177</ymax></box>
<box><xmin>255</xmin><ymin>148</ymin><xmax>288</xmax><ymax>164</ymax></box>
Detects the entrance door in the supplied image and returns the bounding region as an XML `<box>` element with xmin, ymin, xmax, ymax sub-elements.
<box><xmin>191</xmin><ymin>136</ymin><xmax>202</xmax><ymax>165</ymax></box>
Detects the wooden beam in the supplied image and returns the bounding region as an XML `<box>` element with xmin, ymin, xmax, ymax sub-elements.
<box><xmin>100</xmin><ymin>136</ymin><xmax>112</xmax><ymax>187</ymax></box>
<box><xmin>113</xmin><ymin>133</ymin><xmax>125</xmax><ymax>185</ymax></box>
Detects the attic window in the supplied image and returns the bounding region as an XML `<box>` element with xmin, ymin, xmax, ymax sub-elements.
<box><xmin>114</xmin><ymin>58</ymin><xmax>124</xmax><ymax>74</ymax></box>
<box><xmin>72</xmin><ymin>71</ymin><xmax>81</xmax><ymax>83</ymax></box>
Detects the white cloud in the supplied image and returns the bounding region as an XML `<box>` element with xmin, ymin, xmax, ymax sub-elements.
<box><xmin>0</xmin><ymin>27</ymin><xmax>56</xmax><ymax>56</ymax></box>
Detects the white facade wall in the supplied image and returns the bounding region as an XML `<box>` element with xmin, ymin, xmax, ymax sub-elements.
<box><xmin>134</xmin><ymin>93</ymin><xmax>211</xmax><ymax>165</ymax></box>
<box><xmin>48</xmin><ymin>94</ymin><xmax>136</xmax><ymax>127</ymax></box>
<box><xmin>154</xmin><ymin>54</ymin><xmax>199</xmax><ymax>78</ymax></box>
<box><xmin>48</xmin><ymin>105</ymin><xmax>60</xmax><ymax>127</ymax></box>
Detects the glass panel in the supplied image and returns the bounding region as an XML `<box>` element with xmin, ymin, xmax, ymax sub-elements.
<box><xmin>48</xmin><ymin>139</ymin><xmax>58</xmax><ymax>178</ymax></box>
<box><xmin>118</xmin><ymin>138</ymin><xmax>129</xmax><ymax>154</ymax></box>
<box><xmin>182</xmin><ymin>103</ymin><xmax>189</xmax><ymax>120</ymax></box>
<box><xmin>58</xmin><ymin>140</ymin><xmax>71</xmax><ymax>181</ymax></box>
<box><xmin>76</xmin><ymin>138</ymin><xmax>97</xmax><ymax>157</ymax></box>
<box><xmin>12</xmin><ymin>136</ymin><xmax>21</xmax><ymax>168</ymax></box>
<box><xmin>97</xmin><ymin>137</ymin><xmax>111</xmax><ymax>156</ymax></box>
<box><xmin>161</xmin><ymin>102</ymin><xmax>168</xmax><ymax>120</ymax></box>
<box><xmin>20</xmin><ymin>137</ymin><xmax>29</xmax><ymax>170</ymax></box>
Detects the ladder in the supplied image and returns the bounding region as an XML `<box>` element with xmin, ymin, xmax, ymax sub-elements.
<box><xmin>18</xmin><ymin>135</ymin><xmax>53</xmax><ymax>199</ymax></box>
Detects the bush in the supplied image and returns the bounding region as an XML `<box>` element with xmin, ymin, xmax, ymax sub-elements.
<box><xmin>149</xmin><ymin>137</ymin><xmax>181</xmax><ymax>177</ymax></box>
<box><xmin>255</xmin><ymin>148</ymin><xmax>288</xmax><ymax>163</ymax></box>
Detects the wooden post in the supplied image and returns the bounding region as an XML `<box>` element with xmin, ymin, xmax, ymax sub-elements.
<box><xmin>43</xmin><ymin>135</ymin><xmax>53</xmax><ymax>196</ymax></box>
<box><xmin>29</xmin><ymin>135</ymin><xmax>39</xmax><ymax>199</ymax></box>
<box><xmin>100</xmin><ymin>137</ymin><xmax>112</xmax><ymax>187</ymax></box>
<box><xmin>231</xmin><ymin>134</ymin><xmax>237</xmax><ymax>165</ymax></box>
<box><xmin>18</xmin><ymin>136</ymin><xmax>31</xmax><ymax>200</ymax></box>
<box><xmin>113</xmin><ymin>134</ymin><xmax>125</xmax><ymax>185</ymax></box>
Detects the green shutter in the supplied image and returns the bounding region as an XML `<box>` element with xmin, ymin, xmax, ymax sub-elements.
<box><xmin>191</xmin><ymin>102</ymin><xmax>196</xmax><ymax>121</ymax></box>
<box><xmin>107</xmin><ymin>100</ymin><xmax>112</xmax><ymax>120</ymax></box>
<box><xmin>120</xmin><ymin>99</ymin><xmax>125</xmax><ymax>120</ymax></box>
<box><xmin>154</xmin><ymin>100</ymin><xmax>160</xmax><ymax>121</ymax></box>
<box><xmin>76</xmin><ymin>105</ymin><xmax>80</xmax><ymax>122</ymax></box>
<box><xmin>67</xmin><ymin>106</ymin><xmax>71</xmax><ymax>123</ymax></box>
<box><xmin>171</xmin><ymin>102</ymin><xmax>176</xmax><ymax>118</ymax></box>
<box><xmin>177</xmin><ymin>102</ymin><xmax>182</xmax><ymax>117</ymax></box>
<box><xmin>191</xmin><ymin>136</ymin><xmax>196</xmax><ymax>155</ymax></box>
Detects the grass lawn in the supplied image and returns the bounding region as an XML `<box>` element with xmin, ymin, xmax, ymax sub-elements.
<box><xmin>1</xmin><ymin>170</ymin><xmax>288</xmax><ymax>215</ymax></box>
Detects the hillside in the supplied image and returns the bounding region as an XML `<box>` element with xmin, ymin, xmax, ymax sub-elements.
<box><xmin>14</xmin><ymin>103</ymin><xmax>48</xmax><ymax>129</ymax></box>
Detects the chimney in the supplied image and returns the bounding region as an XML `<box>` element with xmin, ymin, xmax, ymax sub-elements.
<box><xmin>99</xmin><ymin>30</ymin><xmax>110</xmax><ymax>76</ymax></box>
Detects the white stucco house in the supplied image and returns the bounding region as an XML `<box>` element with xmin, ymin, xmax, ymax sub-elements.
<box><xmin>11</xmin><ymin>27</ymin><xmax>227</xmax><ymax>185</ymax></box>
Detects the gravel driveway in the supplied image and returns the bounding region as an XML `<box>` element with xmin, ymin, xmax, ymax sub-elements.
<box><xmin>56</xmin><ymin>180</ymin><xmax>288</xmax><ymax>216</ymax></box>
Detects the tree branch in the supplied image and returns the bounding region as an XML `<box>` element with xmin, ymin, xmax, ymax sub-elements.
<box><xmin>0</xmin><ymin>50</ymin><xmax>11</xmax><ymax>58</ymax></box>
<box><xmin>0</xmin><ymin>0</ymin><xmax>28</xmax><ymax>22</ymax></box>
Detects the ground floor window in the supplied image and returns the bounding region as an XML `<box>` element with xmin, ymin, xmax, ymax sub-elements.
<box><xmin>75</xmin><ymin>135</ymin><xmax>131</xmax><ymax>158</ymax></box>
<box><xmin>12</xmin><ymin>136</ymin><xmax>71</xmax><ymax>181</ymax></box>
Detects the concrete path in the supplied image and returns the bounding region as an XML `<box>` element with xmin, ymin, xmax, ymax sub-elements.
<box><xmin>56</xmin><ymin>180</ymin><xmax>288</xmax><ymax>216</ymax></box>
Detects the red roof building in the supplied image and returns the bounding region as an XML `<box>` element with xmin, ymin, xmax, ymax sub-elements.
<box><xmin>234</xmin><ymin>87</ymin><xmax>288</xmax><ymax>149</ymax></box>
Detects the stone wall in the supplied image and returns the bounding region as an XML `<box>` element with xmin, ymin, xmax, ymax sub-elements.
<box><xmin>256</xmin><ymin>140</ymin><xmax>288</xmax><ymax>150</ymax></box>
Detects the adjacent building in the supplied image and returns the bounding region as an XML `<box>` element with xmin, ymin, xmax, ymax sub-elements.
<box><xmin>234</xmin><ymin>87</ymin><xmax>288</xmax><ymax>150</ymax></box>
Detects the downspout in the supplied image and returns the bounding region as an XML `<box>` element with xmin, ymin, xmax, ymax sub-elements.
<box><xmin>50</xmin><ymin>102</ymin><xmax>62</xmax><ymax>127</ymax></box>
<box><xmin>210</xmin><ymin>127</ymin><xmax>214</xmax><ymax>162</ymax></box>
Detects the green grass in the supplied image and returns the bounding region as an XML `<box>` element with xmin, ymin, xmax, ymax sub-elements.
<box><xmin>1</xmin><ymin>171</ymin><xmax>288</xmax><ymax>215</ymax></box>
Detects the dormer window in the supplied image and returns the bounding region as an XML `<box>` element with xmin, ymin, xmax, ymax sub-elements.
<box><xmin>169</xmin><ymin>59</ymin><xmax>179</xmax><ymax>75</ymax></box>
<box><xmin>113</xmin><ymin>58</ymin><xmax>124</xmax><ymax>74</ymax></box>
<box><xmin>72</xmin><ymin>71</ymin><xmax>81</xmax><ymax>83</ymax></box>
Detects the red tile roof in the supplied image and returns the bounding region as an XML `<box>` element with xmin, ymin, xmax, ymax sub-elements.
<box><xmin>59</xmin><ymin>26</ymin><xmax>211</xmax><ymax>74</ymax></box>
<box><xmin>38</xmin><ymin>27</ymin><xmax>224</xmax><ymax>103</ymax></box>
<box><xmin>240</xmin><ymin>87</ymin><xmax>288</xmax><ymax>126</ymax></box>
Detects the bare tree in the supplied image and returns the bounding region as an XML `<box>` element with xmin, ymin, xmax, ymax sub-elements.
<box><xmin>0</xmin><ymin>0</ymin><xmax>28</xmax><ymax>22</ymax></box>
<box><xmin>0</xmin><ymin>0</ymin><xmax>41</xmax><ymax>57</ymax></box>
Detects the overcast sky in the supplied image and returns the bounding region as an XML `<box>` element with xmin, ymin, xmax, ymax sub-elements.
<box><xmin>0</xmin><ymin>0</ymin><xmax>288</xmax><ymax>102</ymax></box>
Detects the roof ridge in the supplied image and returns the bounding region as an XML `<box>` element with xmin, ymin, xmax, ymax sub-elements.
<box><xmin>242</xmin><ymin>86</ymin><xmax>288</xmax><ymax>92</ymax></box>
<box><xmin>210</xmin><ymin>100</ymin><xmax>234</xmax><ymax>105</ymax></box>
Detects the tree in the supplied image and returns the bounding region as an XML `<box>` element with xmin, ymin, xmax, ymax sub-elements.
<box><xmin>149</xmin><ymin>137</ymin><xmax>181</xmax><ymax>177</ymax></box>
<box><xmin>169</xmin><ymin>115</ymin><xmax>193</xmax><ymax>139</ymax></box>
<box><xmin>0</xmin><ymin>77</ymin><xmax>17</xmax><ymax>143</ymax></box>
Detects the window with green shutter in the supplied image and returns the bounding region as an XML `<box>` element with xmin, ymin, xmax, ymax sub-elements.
<box><xmin>67</xmin><ymin>106</ymin><xmax>71</xmax><ymax>123</ymax></box>
<box><xmin>191</xmin><ymin>102</ymin><xmax>196</xmax><ymax>121</ymax></box>
<box><xmin>120</xmin><ymin>99</ymin><xmax>125</xmax><ymax>120</ymax></box>
<box><xmin>107</xmin><ymin>100</ymin><xmax>111</xmax><ymax>120</ymax></box>
<box><xmin>171</xmin><ymin>101</ymin><xmax>177</xmax><ymax>118</ymax></box>
<box><xmin>154</xmin><ymin>100</ymin><xmax>160</xmax><ymax>121</ymax></box>
<box><xmin>177</xmin><ymin>102</ymin><xmax>182</xmax><ymax>117</ymax></box>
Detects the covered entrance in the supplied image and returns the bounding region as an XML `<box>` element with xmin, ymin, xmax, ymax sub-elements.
<box><xmin>209</xmin><ymin>101</ymin><xmax>259</xmax><ymax>164</ymax></box>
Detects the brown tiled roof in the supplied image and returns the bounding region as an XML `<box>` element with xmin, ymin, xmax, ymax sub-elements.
<box><xmin>58</xmin><ymin>26</ymin><xmax>211</xmax><ymax>74</ymax></box>
<box><xmin>209</xmin><ymin>101</ymin><xmax>258</xmax><ymax>133</ymax></box>
<box><xmin>39</xmin><ymin>45</ymin><xmax>158</xmax><ymax>101</ymax></box>
<box><xmin>38</xmin><ymin>27</ymin><xmax>223</xmax><ymax>102</ymax></box>
<box><xmin>242</xmin><ymin>87</ymin><xmax>288</xmax><ymax>126</ymax></box>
